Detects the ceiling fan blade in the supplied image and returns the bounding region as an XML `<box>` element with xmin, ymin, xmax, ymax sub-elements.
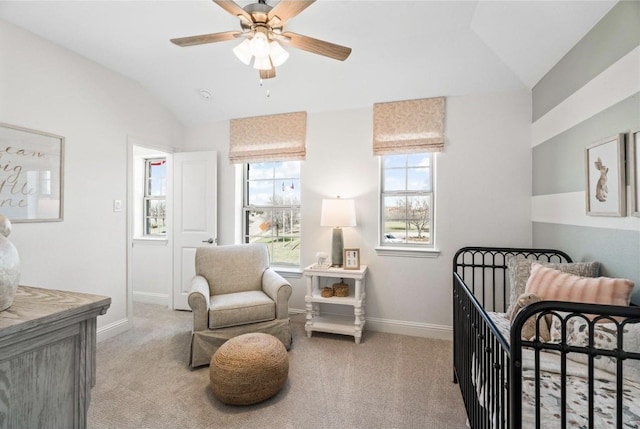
<box><xmin>212</xmin><ymin>0</ymin><xmax>253</xmax><ymax>23</ymax></box>
<box><xmin>259</xmin><ymin>68</ymin><xmax>276</xmax><ymax>80</ymax></box>
<box><xmin>171</xmin><ymin>31</ymin><xmax>242</xmax><ymax>47</ymax></box>
<box><xmin>280</xmin><ymin>32</ymin><xmax>351</xmax><ymax>61</ymax></box>
<box><xmin>268</xmin><ymin>1</ymin><xmax>315</xmax><ymax>26</ymax></box>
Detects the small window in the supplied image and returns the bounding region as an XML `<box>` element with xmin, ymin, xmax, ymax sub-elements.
<box><xmin>243</xmin><ymin>161</ymin><xmax>301</xmax><ymax>266</ymax></box>
<box><xmin>144</xmin><ymin>158</ymin><xmax>167</xmax><ymax>236</ymax></box>
<box><xmin>380</xmin><ymin>153</ymin><xmax>434</xmax><ymax>247</ymax></box>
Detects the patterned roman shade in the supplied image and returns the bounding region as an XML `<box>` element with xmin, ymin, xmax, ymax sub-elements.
<box><xmin>229</xmin><ymin>111</ymin><xmax>307</xmax><ymax>163</ymax></box>
<box><xmin>373</xmin><ymin>97</ymin><xmax>446</xmax><ymax>155</ymax></box>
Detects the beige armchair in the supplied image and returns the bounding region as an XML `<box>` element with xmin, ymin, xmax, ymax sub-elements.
<box><xmin>188</xmin><ymin>243</ymin><xmax>293</xmax><ymax>368</ymax></box>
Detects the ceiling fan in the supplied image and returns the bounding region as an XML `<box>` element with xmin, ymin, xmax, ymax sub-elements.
<box><xmin>170</xmin><ymin>0</ymin><xmax>352</xmax><ymax>80</ymax></box>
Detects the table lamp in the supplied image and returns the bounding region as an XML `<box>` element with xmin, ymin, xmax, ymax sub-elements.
<box><xmin>320</xmin><ymin>197</ymin><xmax>356</xmax><ymax>267</ymax></box>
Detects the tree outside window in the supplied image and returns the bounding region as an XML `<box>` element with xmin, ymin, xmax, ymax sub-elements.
<box><xmin>244</xmin><ymin>161</ymin><xmax>301</xmax><ymax>266</ymax></box>
<box><xmin>381</xmin><ymin>153</ymin><xmax>434</xmax><ymax>247</ymax></box>
<box><xmin>144</xmin><ymin>158</ymin><xmax>166</xmax><ymax>236</ymax></box>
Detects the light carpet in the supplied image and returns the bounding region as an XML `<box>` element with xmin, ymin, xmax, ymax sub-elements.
<box><xmin>88</xmin><ymin>303</ymin><xmax>468</xmax><ymax>429</ymax></box>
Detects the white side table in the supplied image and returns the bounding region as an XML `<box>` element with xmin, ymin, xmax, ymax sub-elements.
<box><xmin>302</xmin><ymin>264</ymin><xmax>368</xmax><ymax>344</ymax></box>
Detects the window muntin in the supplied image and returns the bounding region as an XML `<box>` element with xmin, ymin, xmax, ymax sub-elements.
<box><xmin>381</xmin><ymin>153</ymin><xmax>433</xmax><ymax>247</ymax></box>
<box><xmin>243</xmin><ymin>161</ymin><xmax>301</xmax><ymax>266</ymax></box>
<box><xmin>144</xmin><ymin>158</ymin><xmax>167</xmax><ymax>236</ymax></box>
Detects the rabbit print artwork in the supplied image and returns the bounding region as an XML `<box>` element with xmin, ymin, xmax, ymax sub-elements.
<box><xmin>594</xmin><ymin>157</ymin><xmax>608</xmax><ymax>202</ymax></box>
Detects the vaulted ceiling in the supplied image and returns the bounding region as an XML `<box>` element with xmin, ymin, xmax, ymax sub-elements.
<box><xmin>0</xmin><ymin>1</ymin><xmax>617</xmax><ymax>126</ymax></box>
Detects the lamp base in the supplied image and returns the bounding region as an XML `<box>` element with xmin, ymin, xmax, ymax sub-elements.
<box><xmin>331</xmin><ymin>227</ymin><xmax>344</xmax><ymax>267</ymax></box>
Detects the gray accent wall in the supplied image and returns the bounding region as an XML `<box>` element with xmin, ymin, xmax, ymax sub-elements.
<box><xmin>531</xmin><ymin>1</ymin><xmax>640</xmax><ymax>304</ymax></box>
<box><xmin>533</xmin><ymin>223</ymin><xmax>640</xmax><ymax>304</ymax></box>
<box><xmin>533</xmin><ymin>0</ymin><xmax>640</xmax><ymax>121</ymax></box>
<box><xmin>533</xmin><ymin>93</ymin><xmax>639</xmax><ymax>196</ymax></box>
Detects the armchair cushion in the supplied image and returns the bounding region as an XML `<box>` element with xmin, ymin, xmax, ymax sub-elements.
<box><xmin>209</xmin><ymin>290</ymin><xmax>275</xmax><ymax>329</ymax></box>
<box><xmin>196</xmin><ymin>244</ymin><xmax>269</xmax><ymax>295</ymax></box>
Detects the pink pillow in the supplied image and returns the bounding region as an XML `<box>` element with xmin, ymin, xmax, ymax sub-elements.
<box><xmin>525</xmin><ymin>263</ymin><xmax>633</xmax><ymax>306</ymax></box>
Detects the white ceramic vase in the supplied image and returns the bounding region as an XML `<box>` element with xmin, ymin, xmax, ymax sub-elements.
<box><xmin>0</xmin><ymin>214</ymin><xmax>20</xmax><ymax>311</ymax></box>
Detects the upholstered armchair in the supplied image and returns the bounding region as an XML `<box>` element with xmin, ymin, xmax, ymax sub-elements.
<box><xmin>188</xmin><ymin>243</ymin><xmax>293</xmax><ymax>368</ymax></box>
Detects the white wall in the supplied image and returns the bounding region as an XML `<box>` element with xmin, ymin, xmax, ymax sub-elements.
<box><xmin>0</xmin><ymin>19</ymin><xmax>184</xmax><ymax>339</ymax></box>
<box><xmin>183</xmin><ymin>90</ymin><xmax>533</xmax><ymax>338</ymax></box>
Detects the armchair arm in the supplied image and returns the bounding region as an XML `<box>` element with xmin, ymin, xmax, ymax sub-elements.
<box><xmin>188</xmin><ymin>275</ymin><xmax>211</xmax><ymax>332</ymax></box>
<box><xmin>262</xmin><ymin>268</ymin><xmax>292</xmax><ymax>320</ymax></box>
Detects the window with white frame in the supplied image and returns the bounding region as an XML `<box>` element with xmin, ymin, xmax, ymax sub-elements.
<box><xmin>144</xmin><ymin>158</ymin><xmax>167</xmax><ymax>236</ymax></box>
<box><xmin>380</xmin><ymin>153</ymin><xmax>434</xmax><ymax>247</ymax></box>
<box><xmin>243</xmin><ymin>161</ymin><xmax>301</xmax><ymax>266</ymax></box>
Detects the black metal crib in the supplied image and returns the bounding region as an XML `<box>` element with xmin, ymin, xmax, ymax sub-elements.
<box><xmin>452</xmin><ymin>246</ymin><xmax>640</xmax><ymax>429</ymax></box>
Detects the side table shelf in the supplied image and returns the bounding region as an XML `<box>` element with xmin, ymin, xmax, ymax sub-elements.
<box><xmin>302</xmin><ymin>264</ymin><xmax>368</xmax><ymax>344</ymax></box>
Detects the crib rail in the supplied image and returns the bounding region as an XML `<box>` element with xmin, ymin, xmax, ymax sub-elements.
<box><xmin>454</xmin><ymin>271</ymin><xmax>511</xmax><ymax>428</ymax></box>
<box><xmin>453</xmin><ymin>246</ymin><xmax>572</xmax><ymax>313</ymax></box>
<box><xmin>453</xmin><ymin>246</ymin><xmax>572</xmax><ymax>429</ymax></box>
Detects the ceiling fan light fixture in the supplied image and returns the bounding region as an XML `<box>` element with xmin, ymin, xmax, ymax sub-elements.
<box><xmin>268</xmin><ymin>41</ymin><xmax>289</xmax><ymax>67</ymax></box>
<box><xmin>171</xmin><ymin>0</ymin><xmax>352</xmax><ymax>81</ymax></box>
<box><xmin>233</xmin><ymin>38</ymin><xmax>253</xmax><ymax>65</ymax></box>
<box><xmin>253</xmin><ymin>55</ymin><xmax>273</xmax><ymax>71</ymax></box>
<box><xmin>249</xmin><ymin>31</ymin><xmax>270</xmax><ymax>59</ymax></box>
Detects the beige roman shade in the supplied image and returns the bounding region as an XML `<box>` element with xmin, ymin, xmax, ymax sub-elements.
<box><xmin>229</xmin><ymin>111</ymin><xmax>307</xmax><ymax>163</ymax></box>
<box><xmin>373</xmin><ymin>97</ymin><xmax>445</xmax><ymax>155</ymax></box>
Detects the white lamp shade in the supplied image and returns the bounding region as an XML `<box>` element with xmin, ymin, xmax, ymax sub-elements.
<box><xmin>233</xmin><ymin>39</ymin><xmax>252</xmax><ymax>65</ymax></box>
<box><xmin>269</xmin><ymin>41</ymin><xmax>289</xmax><ymax>67</ymax></box>
<box><xmin>253</xmin><ymin>55</ymin><xmax>273</xmax><ymax>71</ymax></box>
<box><xmin>250</xmin><ymin>31</ymin><xmax>270</xmax><ymax>58</ymax></box>
<box><xmin>320</xmin><ymin>198</ymin><xmax>356</xmax><ymax>227</ymax></box>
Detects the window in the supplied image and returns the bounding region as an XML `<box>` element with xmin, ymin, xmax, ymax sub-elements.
<box><xmin>381</xmin><ymin>153</ymin><xmax>434</xmax><ymax>247</ymax></box>
<box><xmin>144</xmin><ymin>158</ymin><xmax>167</xmax><ymax>236</ymax></box>
<box><xmin>243</xmin><ymin>161</ymin><xmax>301</xmax><ymax>266</ymax></box>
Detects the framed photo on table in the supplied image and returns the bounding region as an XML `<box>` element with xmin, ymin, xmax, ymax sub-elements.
<box><xmin>343</xmin><ymin>248</ymin><xmax>360</xmax><ymax>270</ymax></box>
<box><xmin>585</xmin><ymin>133</ymin><xmax>625</xmax><ymax>217</ymax></box>
<box><xmin>630</xmin><ymin>129</ymin><xmax>640</xmax><ymax>217</ymax></box>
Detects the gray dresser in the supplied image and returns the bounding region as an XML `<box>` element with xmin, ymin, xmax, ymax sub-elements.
<box><xmin>0</xmin><ymin>286</ymin><xmax>110</xmax><ymax>429</ymax></box>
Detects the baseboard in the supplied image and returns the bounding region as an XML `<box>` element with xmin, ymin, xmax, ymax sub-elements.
<box><xmin>289</xmin><ymin>308</ymin><xmax>452</xmax><ymax>341</ymax></box>
<box><xmin>97</xmin><ymin>317</ymin><xmax>131</xmax><ymax>343</ymax></box>
<box><xmin>365</xmin><ymin>317</ymin><xmax>452</xmax><ymax>341</ymax></box>
<box><xmin>133</xmin><ymin>291</ymin><xmax>169</xmax><ymax>306</ymax></box>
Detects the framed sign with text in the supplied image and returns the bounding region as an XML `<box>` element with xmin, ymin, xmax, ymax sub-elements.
<box><xmin>0</xmin><ymin>123</ymin><xmax>64</xmax><ymax>222</ymax></box>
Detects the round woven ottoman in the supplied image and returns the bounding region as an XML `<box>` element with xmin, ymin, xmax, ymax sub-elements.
<box><xmin>209</xmin><ymin>333</ymin><xmax>289</xmax><ymax>405</ymax></box>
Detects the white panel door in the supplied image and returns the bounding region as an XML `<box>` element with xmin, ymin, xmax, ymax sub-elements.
<box><xmin>173</xmin><ymin>151</ymin><xmax>217</xmax><ymax>310</ymax></box>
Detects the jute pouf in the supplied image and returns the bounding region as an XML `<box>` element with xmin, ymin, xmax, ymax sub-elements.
<box><xmin>209</xmin><ymin>333</ymin><xmax>289</xmax><ymax>405</ymax></box>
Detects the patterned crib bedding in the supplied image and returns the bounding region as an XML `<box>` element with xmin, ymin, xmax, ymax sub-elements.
<box><xmin>473</xmin><ymin>312</ymin><xmax>640</xmax><ymax>428</ymax></box>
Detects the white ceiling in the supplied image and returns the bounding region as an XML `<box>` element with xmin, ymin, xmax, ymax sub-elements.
<box><xmin>0</xmin><ymin>1</ymin><xmax>617</xmax><ymax>126</ymax></box>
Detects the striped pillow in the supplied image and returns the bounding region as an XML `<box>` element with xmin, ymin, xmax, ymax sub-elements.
<box><xmin>505</xmin><ymin>255</ymin><xmax>600</xmax><ymax>316</ymax></box>
<box><xmin>525</xmin><ymin>263</ymin><xmax>633</xmax><ymax>306</ymax></box>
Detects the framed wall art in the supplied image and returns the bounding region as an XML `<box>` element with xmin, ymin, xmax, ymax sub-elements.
<box><xmin>343</xmin><ymin>248</ymin><xmax>360</xmax><ymax>270</ymax></box>
<box><xmin>0</xmin><ymin>123</ymin><xmax>64</xmax><ymax>222</ymax></box>
<box><xmin>584</xmin><ymin>133</ymin><xmax>625</xmax><ymax>217</ymax></box>
<box><xmin>630</xmin><ymin>129</ymin><xmax>640</xmax><ymax>217</ymax></box>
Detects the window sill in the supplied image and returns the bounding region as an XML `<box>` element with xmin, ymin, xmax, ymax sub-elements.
<box><xmin>374</xmin><ymin>246</ymin><xmax>440</xmax><ymax>258</ymax></box>
<box><xmin>272</xmin><ymin>266</ymin><xmax>303</xmax><ymax>279</ymax></box>
<box><xmin>133</xmin><ymin>237</ymin><xmax>168</xmax><ymax>245</ymax></box>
